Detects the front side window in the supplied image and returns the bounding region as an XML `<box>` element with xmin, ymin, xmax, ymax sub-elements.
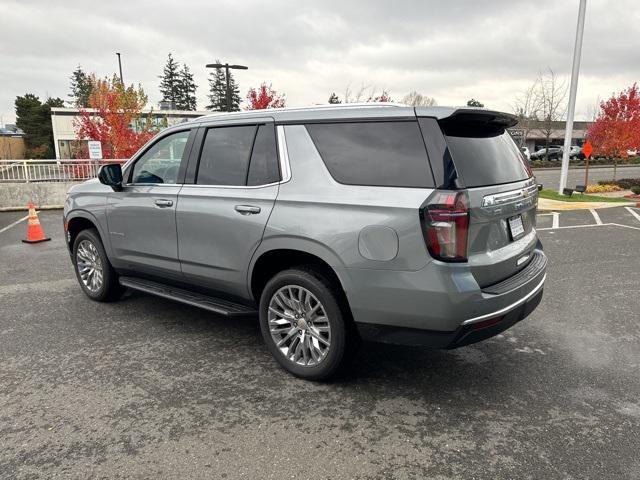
<box><xmin>306</xmin><ymin>121</ymin><xmax>435</xmax><ymax>188</ymax></box>
<box><xmin>131</xmin><ymin>130</ymin><xmax>190</xmax><ymax>184</ymax></box>
<box><xmin>197</xmin><ymin>126</ymin><xmax>256</xmax><ymax>185</ymax></box>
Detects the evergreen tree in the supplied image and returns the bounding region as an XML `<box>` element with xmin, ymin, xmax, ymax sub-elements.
<box><xmin>158</xmin><ymin>53</ymin><xmax>181</xmax><ymax>109</ymax></box>
<box><xmin>206</xmin><ymin>60</ymin><xmax>241</xmax><ymax>112</ymax></box>
<box><xmin>467</xmin><ymin>98</ymin><xmax>484</xmax><ymax>107</ymax></box>
<box><xmin>328</xmin><ymin>92</ymin><xmax>341</xmax><ymax>104</ymax></box>
<box><xmin>206</xmin><ymin>64</ymin><xmax>226</xmax><ymax>111</ymax></box>
<box><xmin>69</xmin><ymin>65</ymin><xmax>93</xmax><ymax>107</ymax></box>
<box><xmin>227</xmin><ymin>71</ymin><xmax>241</xmax><ymax>112</ymax></box>
<box><xmin>15</xmin><ymin>94</ymin><xmax>65</xmax><ymax>158</ymax></box>
<box><xmin>177</xmin><ymin>64</ymin><xmax>197</xmax><ymax>110</ymax></box>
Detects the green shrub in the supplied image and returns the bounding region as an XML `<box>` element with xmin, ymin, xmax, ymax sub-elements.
<box><xmin>631</xmin><ymin>185</ymin><xmax>640</xmax><ymax>195</ymax></box>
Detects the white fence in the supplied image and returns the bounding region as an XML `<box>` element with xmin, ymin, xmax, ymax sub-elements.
<box><xmin>0</xmin><ymin>159</ymin><xmax>126</xmax><ymax>183</ymax></box>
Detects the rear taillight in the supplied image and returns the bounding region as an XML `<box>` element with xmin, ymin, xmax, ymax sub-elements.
<box><xmin>422</xmin><ymin>190</ymin><xmax>469</xmax><ymax>262</ymax></box>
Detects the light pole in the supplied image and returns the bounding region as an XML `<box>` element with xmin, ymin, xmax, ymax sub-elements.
<box><xmin>116</xmin><ymin>52</ymin><xmax>124</xmax><ymax>85</ymax></box>
<box><xmin>558</xmin><ymin>0</ymin><xmax>587</xmax><ymax>194</ymax></box>
<box><xmin>206</xmin><ymin>62</ymin><xmax>248</xmax><ymax>111</ymax></box>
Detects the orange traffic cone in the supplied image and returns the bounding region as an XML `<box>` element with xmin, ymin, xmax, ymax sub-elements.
<box><xmin>22</xmin><ymin>203</ymin><xmax>51</xmax><ymax>244</ymax></box>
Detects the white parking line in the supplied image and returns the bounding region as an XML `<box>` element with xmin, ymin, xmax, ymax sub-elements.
<box><xmin>552</xmin><ymin>212</ymin><xmax>560</xmax><ymax>229</ymax></box>
<box><xmin>625</xmin><ymin>207</ymin><xmax>640</xmax><ymax>224</ymax></box>
<box><xmin>0</xmin><ymin>215</ymin><xmax>29</xmax><ymax>234</ymax></box>
<box><xmin>589</xmin><ymin>208</ymin><xmax>603</xmax><ymax>225</ymax></box>
<box><xmin>539</xmin><ymin>222</ymin><xmax>640</xmax><ymax>232</ymax></box>
<box><xmin>610</xmin><ymin>222</ymin><xmax>640</xmax><ymax>231</ymax></box>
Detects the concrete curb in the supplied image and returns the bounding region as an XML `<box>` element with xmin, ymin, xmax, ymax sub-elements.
<box><xmin>537</xmin><ymin>198</ymin><xmax>634</xmax><ymax>212</ymax></box>
<box><xmin>532</xmin><ymin>164</ymin><xmax>639</xmax><ymax>172</ymax></box>
<box><xmin>0</xmin><ymin>205</ymin><xmax>63</xmax><ymax>212</ymax></box>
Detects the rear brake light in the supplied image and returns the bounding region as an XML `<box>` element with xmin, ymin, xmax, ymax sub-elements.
<box><xmin>422</xmin><ymin>190</ymin><xmax>469</xmax><ymax>262</ymax></box>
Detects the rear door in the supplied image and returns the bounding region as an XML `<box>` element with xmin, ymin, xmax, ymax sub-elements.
<box><xmin>436</xmin><ymin>112</ymin><xmax>538</xmax><ymax>287</ymax></box>
<box><xmin>176</xmin><ymin>120</ymin><xmax>280</xmax><ymax>297</ymax></box>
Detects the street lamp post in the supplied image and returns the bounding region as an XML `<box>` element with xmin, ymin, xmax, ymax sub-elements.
<box><xmin>558</xmin><ymin>0</ymin><xmax>587</xmax><ymax>194</ymax></box>
<box><xmin>206</xmin><ymin>62</ymin><xmax>248</xmax><ymax>112</ymax></box>
<box><xmin>116</xmin><ymin>52</ymin><xmax>124</xmax><ymax>85</ymax></box>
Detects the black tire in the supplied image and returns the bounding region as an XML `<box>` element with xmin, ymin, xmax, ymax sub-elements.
<box><xmin>72</xmin><ymin>228</ymin><xmax>122</xmax><ymax>302</ymax></box>
<box><xmin>259</xmin><ymin>268</ymin><xmax>352</xmax><ymax>380</ymax></box>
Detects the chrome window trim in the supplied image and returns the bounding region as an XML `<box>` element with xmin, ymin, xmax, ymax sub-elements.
<box><xmin>461</xmin><ymin>274</ymin><xmax>546</xmax><ymax>326</ymax></box>
<box><xmin>277</xmin><ymin>125</ymin><xmax>292</xmax><ymax>183</ymax></box>
<box><xmin>179</xmin><ymin>182</ymin><xmax>280</xmax><ymax>190</ymax></box>
<box><xmin>123</xmin><ymin>183</ymin><xmax>184</xmax><ymax>187</ymax></box>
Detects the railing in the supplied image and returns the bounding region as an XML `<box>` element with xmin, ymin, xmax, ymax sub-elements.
<box><xmin>0</xmin><ymin>159</ymin><xmax>127</xmax><ymax>183</ymax></box>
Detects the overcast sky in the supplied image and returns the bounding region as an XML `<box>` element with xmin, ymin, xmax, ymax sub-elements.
<box><xmin>1</xmin><ymin>0</ymin><xmax>639</xmax><ymax>124</ymax></box>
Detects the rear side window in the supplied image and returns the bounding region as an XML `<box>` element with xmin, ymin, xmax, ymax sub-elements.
<box><xmin>247</xmin><ymin>124</ymin><xmax>280</xmax><ymax>186</ymax></box>
<box><xmin>442</xmin><ymin>129</ymin><xmax>530</xmax><ymax>188</ymax></box>
<box><xmin>306</xmin><ymin>121</ymin><xmax>434</xmax><ymax>188</ymax></box>
<box><xmin>197</xmin><ymin>126</ymin><xmax>256</xmax><ymax>185</ymax></box>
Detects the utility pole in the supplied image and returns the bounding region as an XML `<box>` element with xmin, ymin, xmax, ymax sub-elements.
<box><xmin>116</xmin><ymin>52</ymin><xmax>124</xmax><ymax>85</ymax></box>
<box><xmin>206</xmin><ymin>62</ymin><xmax>248</xmax><ymax>111</ymax></box>
<box><xmin>559</xmin><ymin>0</ymin><xmax>587</xmax><ymax>194</ymax></box>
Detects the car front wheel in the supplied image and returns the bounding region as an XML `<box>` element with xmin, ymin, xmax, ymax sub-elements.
<box><xmin>72</xmin><ymin>228</ymin><xmax>122</xmax><ymax>302</ymax></box>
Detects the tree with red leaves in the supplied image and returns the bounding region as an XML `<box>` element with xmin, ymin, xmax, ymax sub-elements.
<box><xmin>74</xmin><ymin>75</ymin><xmax>156</xmax><ymax>159</ymax></box>
<box><xmin>587</xmin><ymin>83</ymin><xmax>640</xmax><ymax>158</ymax></box>
<box><xmin>246</xmin><ymin>83</ymin><xmax>286</xmax><ymax>110</ymax></box>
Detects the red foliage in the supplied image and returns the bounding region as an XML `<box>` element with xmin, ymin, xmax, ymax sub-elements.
<box><xmin>367</xmin><ymin>90</ymin><xmax>392</xmax><ymax>102</ymax></box>
<box><xmin>246</xmin><ymin>83</ymin><xmax>286</xmax><ymax>110</ymax></box>
<box><xmin>74</xmin><ymin>75</ymin><xmax>156</xmax><ymax>159</ymax></box>
<box><xmin>587</xmin><ymin>83</ymin><xmax>640</xmax><ymax>158</ymax></box>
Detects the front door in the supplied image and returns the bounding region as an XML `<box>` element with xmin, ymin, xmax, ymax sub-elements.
<box><xmin>107</xmin><ymin>129</ymin><xmax>192</xmax><ymax>277</ymax></box>
<box><xmin>177</xmin><ymin>122</ymin><xmax>280</xmax><ymax>297</ymax></box>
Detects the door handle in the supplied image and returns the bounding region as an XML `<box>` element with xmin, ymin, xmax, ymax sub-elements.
<box><xmin>155</xmin><ymin>199</ymin><xmax>174</xmax><ymax>207</ymax></box>
<box><xmin>234</xmin><ymin>205</ymin><xmax>261</xmax><ymax>215</ymax></box>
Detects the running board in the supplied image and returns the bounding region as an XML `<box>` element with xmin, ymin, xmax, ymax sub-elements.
<box><xmin>118</xmin><ymin>276</ymin><xmax>257</xmax><ymax>317</ymax></box>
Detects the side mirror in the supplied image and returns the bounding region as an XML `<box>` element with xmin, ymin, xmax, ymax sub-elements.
<box><xmin>98</xmin><ymin>163</ymin><xmax>123</xmax><ymax>191</ymax></box>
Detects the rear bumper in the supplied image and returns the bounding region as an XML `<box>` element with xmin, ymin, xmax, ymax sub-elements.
<box><xmin>339</xmin><ymin>247</ymin><xmax>547</xmax><ymax>347</ymax></box>
<box><xmin>356</xmin><ymin>281</ymin><xmax>543</xmax><ymax>348</ymax></box>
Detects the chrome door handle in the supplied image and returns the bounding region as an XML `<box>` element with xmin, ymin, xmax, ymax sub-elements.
<box><xmin>234</xmin><ymin>205</ymin><xmax>261</xmax><ymax>215</ymax></box>
<box><xmin>155</xmin><ymin>199</ymin><xmax>174</xmax><ymax>207</ymax></box>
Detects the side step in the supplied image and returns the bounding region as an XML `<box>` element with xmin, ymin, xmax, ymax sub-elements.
<box><xmin>119</xmin><ymin>276</ymin><xmax>257</xmax><ymax>317</ymax></box>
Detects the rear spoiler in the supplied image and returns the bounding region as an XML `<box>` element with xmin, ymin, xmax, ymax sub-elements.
<box><xmin>437</xmin><ymin>109</ymin><xmax>518</xmax><ymax>136</ymax></box>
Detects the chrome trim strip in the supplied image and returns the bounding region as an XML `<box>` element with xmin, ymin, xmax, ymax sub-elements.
<box><xmin>482</xmin><ymin>184</ymin><xmax>538</xmax><ymax>207</ymax></box>
<box><xmin>277</xmin><ymin>125</ymin><xmax>292</xmax><ymax>183</ymax></box>
<box><xmin>176</xmin><ymin>182</ymin><xmax>280</xmax><ymax>190</ymax></box>
<box><xmin>461</xmin><ymin>274</ymin><xmax>546</xmax><ymax>326</ymax></box>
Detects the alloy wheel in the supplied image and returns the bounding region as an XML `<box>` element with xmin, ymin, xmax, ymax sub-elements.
<box><xmin>268</xmin><ymin>285</ymin><xmax>331</xmax><ymax>366</ymax></box>
<box><xmin>76</xmin><ymin>239</ymin><xmax>104</xmax><ymax>293</ymax></box>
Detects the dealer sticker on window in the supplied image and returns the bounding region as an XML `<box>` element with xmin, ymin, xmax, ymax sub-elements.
<box><xmin>508</xmin><ymin>215</ymin><xmax>525</xmax><ymax>240</ymax></box>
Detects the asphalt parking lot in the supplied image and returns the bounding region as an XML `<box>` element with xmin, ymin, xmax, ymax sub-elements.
<box><xmin>1</xmin><ymin>208</ymin><xmax>639</xmax><ymax>479</ymax></box>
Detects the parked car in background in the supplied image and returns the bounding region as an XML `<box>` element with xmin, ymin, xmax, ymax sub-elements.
<box><xmin>63</xmin><ymin>104</ymin><xmax>546</xmax><ymax>380</ymax></box>
<box><xmin>521</xmin><ymin>146</ymin><xmax>530</xmax><ymax>160</ymax></box>
<box><xmin>530</xmin><ymin>146</ymin><xmax>563</xmax><ymax>161</ymax></box>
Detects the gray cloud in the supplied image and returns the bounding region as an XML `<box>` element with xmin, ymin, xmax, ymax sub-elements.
<box><xmin>1</xmin><ymin>0</ymin><xmax>638</xmax><ymax>124</ymax></box>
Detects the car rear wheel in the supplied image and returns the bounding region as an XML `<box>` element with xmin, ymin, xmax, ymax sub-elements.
<box><xmin>259</xmin><ymin>268</ymin><xmax>350</xmax><ymax>380</ymax></box>
<box><xmin>72</xmin><ymin>229</ymin><xmax>122</xmax><ymax>302</ymax></box>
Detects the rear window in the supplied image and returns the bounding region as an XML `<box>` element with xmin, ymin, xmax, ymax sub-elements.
<box><xmin>306</xmin><ymin>121</ymin><xmax>434</xmax><ymax>188</ymax></box>
<box><xmin>442</xmin><ymin>129</ymin><xmax>530</xmax><ymax>188</ymax></box>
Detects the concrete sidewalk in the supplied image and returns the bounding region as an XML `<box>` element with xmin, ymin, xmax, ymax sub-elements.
<box><xmin>538</xmin><ymin>197</ymin><xmax>635</xmax><ymax>211</ymax></box>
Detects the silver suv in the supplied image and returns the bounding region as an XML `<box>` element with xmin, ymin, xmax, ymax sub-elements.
<box><xmin>64</xmin><ymin>104</ymin><xmax>546</xmax><ymax>380</ymax></box>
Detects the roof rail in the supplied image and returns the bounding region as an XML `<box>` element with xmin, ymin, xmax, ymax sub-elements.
<box><xmin>198</xmin><ymin>102</ymin><xmax>407</xmax><ymax>120</ymax></box>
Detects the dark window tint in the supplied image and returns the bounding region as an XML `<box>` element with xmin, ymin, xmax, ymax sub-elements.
<box><xmin>443</xmin><ymin>131</ymin><xmax>530</xmax><ymax>187</ymax></box>
<box><xmin>306</xmin><ymin>121</ymin><xmax>434</xmax><ymax>188</ymax></box>
<box><xmin>197</xmin><ymin>126</ymin><xmax>256</xmax><ymax>185</ymax></box>
<box><xmin>248</xmin><ymin>124</ymin><xmax>280</xmax><ymax>186</ymax></box>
